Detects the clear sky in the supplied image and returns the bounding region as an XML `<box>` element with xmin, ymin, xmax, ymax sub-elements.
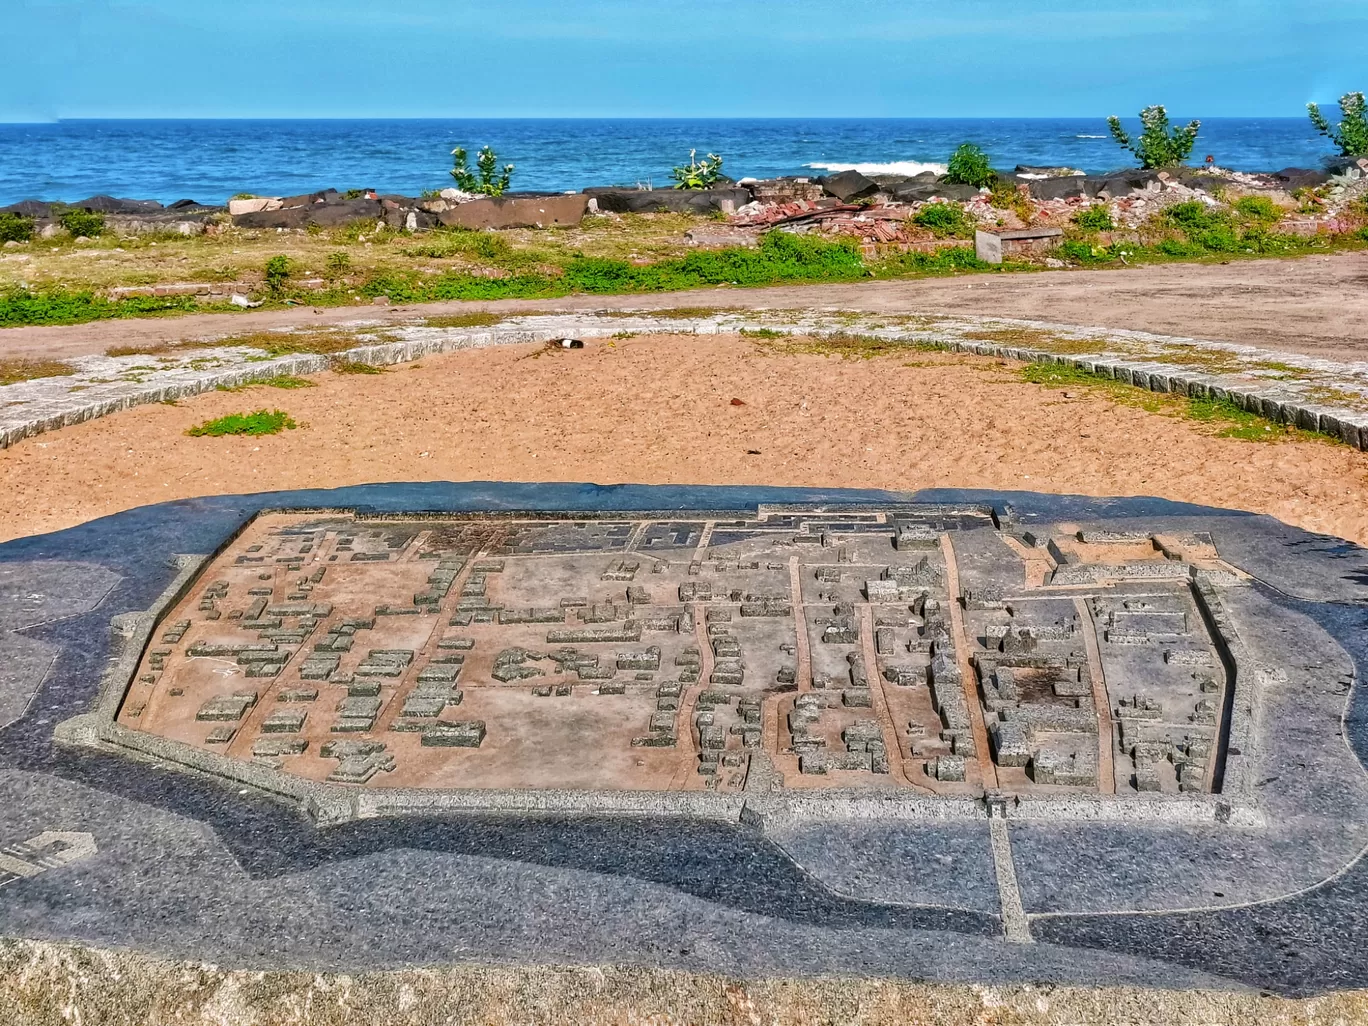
<box><xmin>4</xmin><ymin>0</ymin><xmax>1364</xmax><ymax>121</ymax></box>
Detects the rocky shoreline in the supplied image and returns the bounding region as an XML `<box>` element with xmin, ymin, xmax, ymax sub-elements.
<box><xmin>4</xmin><ymin>157</ymin><xmax>1365</xmax><ymax>243</ymax></box>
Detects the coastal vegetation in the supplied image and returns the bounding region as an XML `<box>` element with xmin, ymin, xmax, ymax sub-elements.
<box><xmin>450</xmin><ymin>146</ymin><xmax>514</xmax><ymax>196</ymax></box>
<box><xmin>1308</xmin><ymin>92</ymin><xmax>1368</xmax><ymax>158</ymax></box>
<box><xmin>1107</xmin><ymin>106</ymin><xmax>1201</xmax><ymax>168</ymax></box>
<box><xmin>0</xmin><ymin>213</ymin><xmax>35</xmax><ymax>243</ymax></box>
<box><xmin>670</xmin><ymin>150</ymin><xmax>726</xmax><ymax>190</ymax></box>
<box><xmin>942</xmin><ymin>144</ymin><xmax>996</xmax><ymax>188</ymax></box>
<box><xmin>911</xmin><ymin>202</ymin><xmax>975</xmax><ymax>238</ymax></box>
<box><xmin>56</xmin><ymin>207</ymin><xmax>107</xmax><ymax>238</ymax></box>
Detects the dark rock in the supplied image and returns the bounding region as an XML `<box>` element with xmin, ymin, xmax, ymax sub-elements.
<box><xmin>0</xmin><ymin>199</ymin><xmax>52</xmax><ymax>217</ymax></box>
<box><xmin>583</xmin><ymin>187</ymin><xmax>751</xmax><ymax>215</ymax></box>
<box><xmin>1326</xmin><ymin>155</ymin><xmax>1368</xmax><ymax>176</ymax></box>
<box><xmin>167</xmin><ymin>199</ymin><xmax>208</xmax><ymax>211</ymax></box>
<box><xmin>1272</xmin><ymin>167</ymin><xmax>1330</xmax><ymax>191</ymax></box>
<box><xmin>233</xmin><ymin>198</ymin><xmax>383</xmax><ymax>229</ymax></box>
<box><xmin>1021</xmin><ymin>176</ymin><xmax>1088</xmax><ymax>201</ymax></box>
<box><xmin>1085</xmin><ymin>170</ymin><xmax>1163</xmax><ymax>199</ymax></box>
<box><xmin>70</xmin><ymin>195</ymin><xmax>164</xmax><ymax>214</ymax></box>
<box><xmin>819</xmin><ymin>170</ymin><xmax>879</xmax><ymax>202</ymax></box>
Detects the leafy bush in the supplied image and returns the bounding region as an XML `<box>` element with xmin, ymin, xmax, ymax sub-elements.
<box><xmin>670</xmin><ymin>150</ymin><xmax>725</xmax><ymax>190</ymax></box>
<box><xmin>450</xmin><ymin>145</ymin><xmax>514</xmax><ymax>197</ymax></box>
<box><xmin>1194</xmin><ymin>224</ymin><xmax>1241</xmax><ymax>252</ymax></box>
<box><xmin>187</xmin><ymin>409</ymin><xmax>297</xmax><ymax>437</ymax></box>
<box><xmin>1232</xmin><ymin>195</ymin><xmax>1282</xmax><ymax>223</ymax></box>
<box><xmin>1107</xmin><ymin>106</ymin><xmax>1201</xmax><ymax>168</ymax></box>
<box><xmin>1157</xmin><ymin>238</ymin><xmax>1203</xmax><ymax>258</ymax></box>
<box><xmin>943</xmin><ymin>143</ymin><xmax>995</xmax><ymax>188</ymax></box>
<box><xmin>912</xmin><ymin>202</ymin><xmax>974</xmax><ymax>238</ymax></box>
<box><xmin>0</xmin><ymin>213</ymin><xmax>35</xmax><ymax>243</ymax></box>
<box><xmin>1073</xmin><ymin>206</ymin><xmax>1114</xmax><ymax>231</ymax></box>
<box><xmin>1307</xmin><ymin>92</ymin><xmax>1368</xmax><ymax>158</ymax></box>
<box><xmin>264</xmin><ymin>255</ymin><xmax>292</xmax><ymax>295</ymax></box>
<box><xmin>57</xmin><ymin>208</ymin><xmax>106</xmax><ymax>238</ymax></box>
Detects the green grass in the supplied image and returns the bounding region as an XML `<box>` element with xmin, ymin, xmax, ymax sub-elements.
<box><xmin>216</xmin><ymin>374</ymin><xmax>315</xmax><ymax>392</ymax></box>
<box><xmin>186</xmin><ymin>409</ymin><xmax>297</xmax><ymax>437</ymax></box>
<box><xmin>420</xmin><ymin>311</ymin><xmax>507</xmax><ymax>328</ymax></box>
<box><xmin>0</xmin><ymin>286</ymin><xmax>204</xmax><ymax>327</ymax></box>
<box><xmin>1020</xmin><ymin>361</ymin><xmax>1336</xmax><ymax>443</ymax></box>
<box><xmin>0</xmin><ymin>358</ymin><xmax>77</xmax><ymax>386</ymax></box>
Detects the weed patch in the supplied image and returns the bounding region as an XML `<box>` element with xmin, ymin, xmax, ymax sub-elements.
<box><xmin>217</xmin><ymin>374</ymin><xmax>315</xmax><ymax>392</ymax></box>
<box><xmin>0</xmin><ymin>287</ymin><xmax>200</xmax><ymax>327</ymax></box>
<box><xmin>187</xmin><ymin>409</ymin><xmax>297</xmax><ymax>437</ymax></box>
<box><xmin>421</xmin><ymin>311</ymin><xmax>506</xmax><ymax>328</ymax></box>
<box><xmin>0</xmin><ymin>358</ymin><xmax>77</xmax><ymax>386</ymax></box>
<box><xmin>330</xmin><ymin>359</ymin><xmax>386</xmax><ymax>375</ymax></box>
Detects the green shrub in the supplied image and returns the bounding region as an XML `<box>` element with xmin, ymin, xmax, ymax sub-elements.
<box><xmin>1107</xmin><ymin>106</ymin><xmax>1201</xmax><ymax>168</ymax></box>
<box><xmin>0</xmin><ymin>286</ymin><xmax>197</xmax><ymax>327</ymax></box>
<box><xmin>187</xmin><ymin>409</ymin><xmax>297</xmax><ymax>437</ymax></box>
<box><xmin>1307</xmin><ymin>92</ymin><xmax>1368</xmax><ymax>158</ymax></box>
<box><xmin>670</xmin><ymin>150</ymin><xmax>725</xmax><ymax>190</ymax></box>
<box><xmin>1073</xmin><ymin>206</ymin><xmax>1114</xmax><ymax>231</ymax></box>
<box><xmin>1164</xmin><ymin>200</ymin><xmax>1221</xmax><ymax>232</ymax></box>
<box><xmin>912</xmin><ymin>202</ymin><xmax>974</xmax><ymax>238</ymax></box>
<box><xmin>1158</xmin><ymin>238</ymin><xmax>1203</xmax><ymax>257</ymax></box>
<box><xmin>943</xmin><ymin>143</ymin><xmax>995</xmax><ymax>188</ymax></box>
<box><xmin>264</xmin><ymin>255</ymin><xmax>292</xmax><ymax>295</ymax></box>
<box><xmin>1357</xmin><ymin>226</ymin><xmax>1368</xmax><ymax>242</ymax></box>
<box><xmin>1195</xmin><ymin>225</ymin><xmax>1241</xmax><ymax>252</ymax></box>
<box><xmin>1232</xmin><ymin>195</ymin><xmax>1282</xmax><ymax>222</ymax></box>
<box><xmin>450</xmin><ymin>145</ymin><xmax>514</xmax><ymax>197</ymax></box>
<box><xmin>0</xmin><ymin>213</ymin><xmax>35</xmax><ymax>243</ymax></box>
<box><xmin>57</xmin><ymin>208</ymin><xmax>106</xmax><ymax>238</ymax></box>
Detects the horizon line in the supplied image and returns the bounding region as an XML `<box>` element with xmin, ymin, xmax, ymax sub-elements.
<box><xmin>0</xmin><ymin>114</ymin><xmax>1320</xmax><ymax>125</ymax></box>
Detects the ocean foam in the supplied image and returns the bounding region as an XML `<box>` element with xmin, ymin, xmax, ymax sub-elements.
<box><xmin>805</xmin><ymin>160</ymin><xmax>947</xmax><ymax>177</ymax></box>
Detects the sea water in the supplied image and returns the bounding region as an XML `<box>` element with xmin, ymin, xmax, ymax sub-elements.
<box><xmin>0</xmin><ymin>117</ymin><xmax>1338</xmax><ymax>207</ymax></box>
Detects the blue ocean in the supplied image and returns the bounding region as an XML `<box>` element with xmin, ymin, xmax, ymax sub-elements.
<box><xmin>0</xmin><ymin>118</ymin><xmax>1339</xmax><ymax>207</ymax></box>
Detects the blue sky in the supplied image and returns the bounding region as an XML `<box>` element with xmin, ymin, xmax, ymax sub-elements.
<box><xmin>4</xmin><ymin>0</ymin><xmax>1364</xmax><ymax>121</ymax></box>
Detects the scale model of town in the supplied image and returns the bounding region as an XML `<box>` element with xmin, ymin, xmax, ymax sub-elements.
<box><xmin>105</xmin><ymin>505</ymin><xmax>1256</xmax><ymax>811</ymax></box>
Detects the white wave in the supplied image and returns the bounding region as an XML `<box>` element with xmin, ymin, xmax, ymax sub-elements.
<box><xmin>805</xmin><ymin>160</ymin><xmax>947</xmax><ymax>176</ymax></box>
<box><xmin>1075</xmin><ymin>134</ymin><xmax>1107</xmax><ymax>139</ymax></box>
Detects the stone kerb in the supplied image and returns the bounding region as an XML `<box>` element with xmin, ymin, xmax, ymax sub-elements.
<box><xmin>6</xmin><ymin>311</ymin><xmax>1368</xmax><ymax>455</ymax></box>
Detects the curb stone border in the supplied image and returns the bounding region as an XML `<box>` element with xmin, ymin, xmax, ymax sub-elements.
<box><xmin>4</xmin><ymin>311</ymin><xmax>1368</xmax><ymax>451</ymax></box>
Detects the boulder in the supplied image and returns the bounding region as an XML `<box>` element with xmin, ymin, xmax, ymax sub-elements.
<box><xmin>0</xmin><ymin>199</ymin><xmax>52</xmax><ymax>217</ymax></box>
<box><xmin>233</xmin><ymin>198</ymin><xmax>383</xmax><ymax>229</ymax></box>
<box><xmin>1015</xmin><ymin>165</ymin><xmax>1085</xmax><ymax>177</ymax></box>
<box><xmin>435</xmin><ymin>193</ymin><xmax>588</xmax><ymax>230</ymax></box>
<box><xmin>1021</xmin><ymin>175</ymin><xmax>1088</xmax><ymax>201</ymax></box>
<box><xmin>228</xmin><ymin>197</ymin><xmax>283</xmax><ymax>216</ymax></box>
<box><xmin>70</xmin><ymin>195</ymin><xmax>164</xmax><ymax>214</ymax></box>
<box><xmin>1272</xmin><ymin>167</ymin><xmax>1330</xmax><ymax>191</ymax></box>
<box><xmin>583</xmin><ymin>187</ymin><xmax>752</xmax><ymax>215</ymax></box>
<box><xmin>1085</xmin><ymin>170</ymin><xmax>1164</xmax><ymax>198</ymax></box>
<box><xmin>819</xmin><ymin>169</ymin><xmax>879</xmax><ymax>202</ymax></box>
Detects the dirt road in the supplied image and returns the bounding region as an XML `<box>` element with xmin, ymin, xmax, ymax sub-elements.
<box><xmin>3</xmin><ymin>252</ymin><xmax>1366</xmax><ymax>363</ymax></box>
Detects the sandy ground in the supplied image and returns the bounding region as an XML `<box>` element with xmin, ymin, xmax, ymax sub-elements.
<box><xmin>2</xmin><ymin>333</ymin><xmax>1366</xmax><ymax>545</ymax></box>
<box><xmin>1</xmin><ymin>251</ymin><xmax>1367</xmax><ymax>363</ymax></box>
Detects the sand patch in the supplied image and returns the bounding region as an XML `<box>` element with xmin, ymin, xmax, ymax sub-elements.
<box><xmin>1</xmin><ymin>333</ymin><xmax>1366</xmax><ymax>544</ymax></box>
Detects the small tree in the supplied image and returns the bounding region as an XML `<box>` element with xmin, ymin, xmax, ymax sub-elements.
<box><xmin>1107</xmin><ymin>106</ymin><xmax>1201</xmax><ymax>169</ymax></box>
<box><xmin>1307</xmin><ymin>92</ymin><xmax>1368</xmax><ymax>158</ymax></box>
<box><xmin>450</xmin><ymin>145</ymin><xmax>514</xmax><ymax>197</ymax></box>
<box><xmin>943</xmin><ymin>143</ymin><xmax>995</xmax><ymax>188</ymax></box>
<box><xmin>671</xmin><ymin>150</ymin><xmax>724</xmax><ymax>190</ymax></box>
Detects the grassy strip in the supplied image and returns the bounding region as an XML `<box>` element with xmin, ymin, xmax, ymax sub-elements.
<box><xmin>330</xmin><ymin>359</ymin><xmax>386</xmax><ymax>374</ymax></box>
<box><xmin>216</xmin><ymin>374</ymin><xmax>315</xmax><ymax>392</ymax></box>
<box><xmin>1020</xmin><ymin>362</ymin><xmax>1333</xmax><ymax>442</ymax></box>
<box><xmin>0</xmin><ymin>358</ymin><xmax>77</xmax><ymax>386</ymax></box>
<box><xmin>186</xmin><ymin>409</ymin><xmax>297</xmax><ymax>437</ymax></box>
<box><xmin>107</xmin><ymin>329</ymin><xmax>394</xmax><ymax>359</ymax></box>
<box><xmin>0</xmin><ymin>286</ymin><xmax>209</xmax><ymax>327</ymax></box>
